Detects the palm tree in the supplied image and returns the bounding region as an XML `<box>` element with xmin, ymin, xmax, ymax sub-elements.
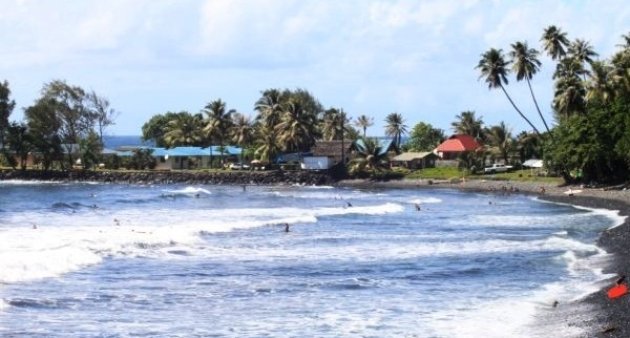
<box><xmin>254</xmin><ymin>124</ymin><xmax>280</xmax><ymax>164</ymax></box>
<box><xmin>384</xmin><ymin>112</ymin><xmax>407</xmax><ymax>150</ymax></box>
<box><xmin>586</xmin><ymin>61</ymin><xmax>614</xmax><ymax>104</ymax></box>
<box><xmin>568</xmin><ymin>39</ymin><xmax>598</xmax><ymax>80</ymax></box>
<box><xmin>509</xmin><ymin>41</ymin><xmax>550</xmax><ymax>133</ymax></box>
<box><xmin>203</xmin><ymin>99</ymin><xmax>235</xmax><ymax>166</ymax></box>
<box><xmin>485</xmin><ymin>121</ymin><xmax>512</xmax><ymax>164</ymax></box>
<box><xmin>276</xmin><ymin>100</ymin><xmax>317</xmax><ymax>153</ymax></box>
<box><xmin>553</xmin><ymin>75</ymin><xmax>586</xmax><ymax>118</ymax></box>
<box><xmin>163</xmin><ymin>113</ymin><xmax>204</xmax><ymax>148</ymax></box>
<box><xmin>354</xmin><ymin>114</ymin><xmax>373</xmax><ymax>138</ymax></box>
<box><xmin>451</xmin><ymin>111</ymin><xmax>484</xmax><ymax>141</ymax></box>
<box><xmin>476</xmin><ymin>48</ymin><xmax>541</xmax><ymax>136</ymax></box>
<box><xmin>321</xmin><ymin>108</ymin><xmax>350</xmax><ymax>141</ymax></box>
<box><xmin>541</xmin><ymin>25</ymin><xmax>570</xmax><ymax>60</ymax></box>
<box><xmin>348</xmin><ymin>138</ymin><xmax>389</xmax><ymax>176</ymax></box>
<box><xmin>254</xmin><ymin>89</ymin><xmax>284</xmax><ymax>128</ymax></box>
<box><xmin>230</xmin><ymin>113</ymin><xmax>254</xmax><ymax>147</ymax></box>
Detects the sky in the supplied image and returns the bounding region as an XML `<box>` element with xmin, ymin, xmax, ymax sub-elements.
<box><xmin>1</xmin><ymin>0</ymin><xmax>628</xmax><ymax>136</ymax></box>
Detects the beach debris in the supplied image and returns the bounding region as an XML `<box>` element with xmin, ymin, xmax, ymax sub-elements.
<box><xmin>563</xmin><ymin>188</ymin><xmax>583</xmax><ymax>196</ymax></box>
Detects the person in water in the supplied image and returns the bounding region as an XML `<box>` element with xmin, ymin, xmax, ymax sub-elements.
<box><xmin>415</xmin><ymin>203</ymin><xmax>421</xmax><ymax>211</ymax></box>
<box><xmin>284</xmin><ymin>223</ymin><xmax>290</xmax><ymax>232</ymax></box>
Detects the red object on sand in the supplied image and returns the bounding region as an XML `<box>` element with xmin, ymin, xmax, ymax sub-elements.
<box><xmin>607</xmin><ymin>284</ymin><xmax>628</xmax><ymax>299</ymax></box>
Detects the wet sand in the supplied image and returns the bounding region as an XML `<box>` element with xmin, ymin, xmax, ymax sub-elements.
<box><xmin>338</xmin><ymin>178</ymin><xmax>630</xmax><ymax>337</ymax></box>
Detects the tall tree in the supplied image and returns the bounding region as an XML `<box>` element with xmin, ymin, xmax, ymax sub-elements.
<box><xmin>24</xmin><ymin>99</ymin><xmax>63</xmax><ymax>170</ymax></box>
<box><xmin>141</xmin><ymin>112</ymin><xmax>188</xmax><ymax>147</ymax></box>
<box><xmin>321</xmin><ymin>108</ymin><xmax>350</xmax><ymax>141</ymax></box>
<box><xmin>476</xmin><ymin>48</ymin><xmax>541</xmax><ymax>136</ymax></box>
<box><xmin>509</xmin><ymin>41</ymin><xmax>550</xmax><ymax>133</ymax></box>
<box><xmin>203</xmin><ymin>99</ymin><xmax>235</xmax><ymax>165</ymax></box>
<box><xmin>5</xmin><ymin>121</ymin><xmax>31</xmax><ymax>169</ymax></box>
<box><xmin>276</xmin><ymin>100</ymin><xmax>317</xmax><ymax>152</ymax></box>
<box><xmin>384</xmin><ymin>112</ymin><xmax>407</xmax><ymax>150</ymax></box>
<box><xmin>451</xmin><ymin>111</ymin><xmax>484</xmax><ymax>141</ymax></box>
<box><xmin>354</xmin><ymin>114</ymin><xmax>373</xmax><ymax>138</ymax></box>
<box><xmin>541</xmin><ymin>25</ymin><xmax>570</xmax><ymax>60</ymax></box>
<box><xmin>0</xmin><ymin>80</ymin><xmax>16</xmax><ymax>150</ymax></box>
<box><xmin>230</xmin><ymin>113</ymin><xmax>254</xmax><ymax>148</ymax></box>
<box><xmin>407</xmin><ymin>122</ymin><xmax>445</xmax><ymax>151</ymax></box>
<box><xmin>255</xmin><ymin>124</ymin><xmax>280</xmax><ymax>163</ymax></box>
<box><xmin>87</xmin><ymin>91</ymin><xmax>117</xmax><ymax>145</ymax></box>
<box><xmin>348</xmin><ymin>138</ymin><xmax>390</xmax><ymax>176</ymax></box>
<box><xmin>255</xmin><ymin>89</ymin><xmax>284</xmax><ymax>128</ymax></box>
<box><xmin>485</xmin><ymin>121</ymin><xmax>513</xmax><ymax>164</ymax></box>
<box><xmin>163</xmin><ymin>112</ymin><xmax>204</xmax><ymax>147</ymax></box>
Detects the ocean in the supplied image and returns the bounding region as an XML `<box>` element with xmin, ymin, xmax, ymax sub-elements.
<box><xmin>0</xmin><ymin>182</ymin><xmax>622</xmax><ymax>337</ymax></box>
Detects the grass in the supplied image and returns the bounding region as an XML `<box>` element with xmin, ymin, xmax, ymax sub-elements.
<box><xmin>404</xmin><ymin>167</ymin><xmax>563</xmax><ymax>184</ymax></box>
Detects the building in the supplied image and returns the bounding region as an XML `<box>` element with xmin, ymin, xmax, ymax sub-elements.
<box><xmin>310</xmin><ymin>140</ymin><xmax>354</xmax><ymax>165</ymax></box>
<box><xmin>391</xmin><ymin>152</ymin><xmax>438</xmax><ymax>169</ymax></box>
<box><xmin>435</xmin><ymin>135</ymin><xmax>482</xmax><ymax>160</ymax></box>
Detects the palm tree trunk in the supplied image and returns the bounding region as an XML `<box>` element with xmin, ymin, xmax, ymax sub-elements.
<box><xmin>500</xmin><ymin>85</ymin><xmax>541</xmax><ymax>136</ymax></box>
<box><xmin>526</xmin><ymin>78</ymin><xmax>551</xmax><ymax>133</ymax></box>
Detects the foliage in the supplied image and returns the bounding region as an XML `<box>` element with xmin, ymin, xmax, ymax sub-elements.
<box><xmin>406</xmin><ymin>122</ymin><xmax>445</xmax><ymax>151</ymax></box>
<box><xmin>127</xmin><ymin>149</ymin><xmax>157</xmax><ymax>170</ymax></box>
<box><xmin>0</xmin><ymin>80</ymin><xmax>16</xmax><ymax>149</ymax></box>
<box><xmin>164</xmin><ymin>112</ymin><xmax>204</xmax><ymax>147</ymax></box>
<box><xmin>348</xmin><ymin>138</ymin><xmax>390</xmax><ymax>176</ymax></box>
<box><xmin>384</xmin><ymin>112</ymin><xmax>407</xmax><ymax>150</ymax></box>
<box><xmin>354</xmin><ymin>114</ymin><xmax>373</xmax><ymax>138</ymax></box>
<box><xmin>141</xmin><ymin>112</ymin><xmax>186</xmax><ymax>147</ymax></box>
<box><xmin>79</xmin><ymin>131</ymin><xmax>103</xmax><ymax>170</ymax></box>
<box><xmin>5</xmin><ymin>121</ymin><xmax>31</xmax><ymax>170</ymax></box>
<box><xmin>451</xmin><ymin>111</ymin><xmax>484</xmax><ymax>141</ymax></box>
<box><xmin>405</xmin><ymin>167</ymin><xmax>463</xmax><ymax>180</ymax></box>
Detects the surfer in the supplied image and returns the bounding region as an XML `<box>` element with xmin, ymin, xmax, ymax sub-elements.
<box><xmin>415</xmin><ymin>203</ymin><xmax>421</xmax><ymax>211</ymax></box>
<box><xmin>284</xmin><ymin>223</ymin><xmax>290</xmax><ymax>232</ymax></box>
<box><xmin>114</xmin><ymin>218</ymin><xmax>120</xmax><ymax>226</ymax></box>
<box><xmin>347</xmin><ymin>202</ymin><xmax>352</xmax><ymax>207</ymax></box>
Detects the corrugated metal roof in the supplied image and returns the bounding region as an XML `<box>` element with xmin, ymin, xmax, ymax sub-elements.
<box><xmin>392</xmin><ymin>152</ymin><xmax>435</xmax><ymax>161</ymax></box>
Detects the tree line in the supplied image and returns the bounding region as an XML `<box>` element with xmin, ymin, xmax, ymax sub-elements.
<box><xmin>477</xmin><ymin>26</ymin><xmax>630</xmax><ymax>183</ymax></box>
<box><xmin>0</xmin><ymin>80</ymin><xmax>116</xmax><ymax>170</ymax></box>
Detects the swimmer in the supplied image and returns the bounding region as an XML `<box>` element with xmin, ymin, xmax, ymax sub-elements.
<box><xmin>414</xmin><ymin>203</ymin><xmax>421</xmax><ymax>211</ymax></box>
<box><xmin>347</xmin><ymin>202</ymin><xmax>352</xmax><ymax>207</ymax></box>
<box><xmin>114</xmin><ymin>218</ymin><xmax>120</xmax><ymax>226</ymax></box>
<box><xmin>284</xmin><ymin>223</ymin><xmax>290</xmax><ymax>232</ymax></box>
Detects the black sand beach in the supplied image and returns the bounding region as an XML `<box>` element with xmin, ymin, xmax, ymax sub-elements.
<box><xmin>339</xmin><ymin>178</ymin><xmax>630</xmax><ymax>337</ymax></box>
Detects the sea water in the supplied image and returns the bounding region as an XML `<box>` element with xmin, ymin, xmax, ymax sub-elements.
<box><xmin>0</xmin><ymin>181</ymin><xmax>622</xmax><ymax>337</ymax></box>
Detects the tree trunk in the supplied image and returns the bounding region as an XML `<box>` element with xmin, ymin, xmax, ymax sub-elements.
<box><xmin>526</xmin><ymin>78</ymin><xmax>551</xmax><ymax>133</ymax></box>
<box><xmin>500</xmin><ymin>85</ymin><xmax>541</xmax><ymax>136</ymax></box>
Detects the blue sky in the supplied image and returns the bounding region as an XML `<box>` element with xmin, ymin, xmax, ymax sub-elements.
<box><xmin>1</xmin><ymin>0</ymin><xmax>628</xmax><ymax>136</ymax></box>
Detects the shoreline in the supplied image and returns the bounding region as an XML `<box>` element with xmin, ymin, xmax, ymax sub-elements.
<box><xmin>338</xmin><ymin>178</ymin><xmax>630</xmax><ymax>337</ymax></box>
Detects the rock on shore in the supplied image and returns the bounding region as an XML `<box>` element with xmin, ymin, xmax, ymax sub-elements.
<box><xmin>0</xmin><ymin>169</ymin><xmax>334</xmax><ymax>186</ymax></box>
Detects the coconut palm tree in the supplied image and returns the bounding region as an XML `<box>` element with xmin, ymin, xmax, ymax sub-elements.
<box><xmin>485</xmin><ymin>121</ymin><xmax>513</xmax><ymax>164</ymax></box>
<box><xmin>163</xmin><ymin>113</ymin><xmax>204</xmax><ymax>147</ymax></box>
<box><xmin>384</xmin><ymin>112</ymin><xmax>407</xmax><ymax>150</ymax></box>
<box><xmin>451</xmin><ymin>111</ymin><xmax>484</xmax><ymax>141</ymax></box>
<box><xmin>276</xmin><ymin>100</ymin><xmax>317</xmax><ymax>153</ymax></box>
<box><xmin>203</xmin><ymin>99</ymin><xmax>235</xmax><ymax>166</ymax></box>
<box><xmin>321</xmin><ymin>108</ymin><xmax>350</xmax><ymax>141</ymax></box>
<box><xmin>568</xmin><ymin>39</ymin><xmax>598</xmax><ymax>80</ymax></box>
<box><xmin>354</xmin><ymin>114</ymin><xmax>373</xmax><ymax>138</ymax></box>
<box><xmin>586</xmin><ymin>61</ymin><xmax>615</xmax><ymax>103</ymax></box>
<box><xmin>553</xmin><ymin>76</ymin><xmax>586</xmax><ymax>118</ymax></box>
<box><xmin>541</xmin><ymin>25</ymin><xmax>570</xmax><ymax>60</ymax></box>
<box><xmin>476</xmin><ymin>48</ymin><xmax>541</xmax><ymax>136</ymax></box>
<box><xmin>230</xmin><ymin>113</ymin><xmax>254</xmax><ymax>147</ymax></box>
<box><xmin>509</xmin><ymin>41</ymin><xmax>550</xmax><ymax>133</ymax></box>
<box><xmin>254</xmin><ymin>124</ymin><xmax>280</xmax><ymax>164</ymax></box>
<box><xmin>254</xmin><ymin>89</ymin><xmax>284</xmax><ymax>128</ymax></box>
<box><xmin>348</xmin><ymin>138</ymin><xmax>389</xmax><ymax>176</ymax></box>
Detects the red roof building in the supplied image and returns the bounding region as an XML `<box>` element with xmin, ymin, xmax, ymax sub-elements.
<box><xmin>436</xmin><ymin>135</ymin><xmax>482</xmax><ymax>159</ymax></box>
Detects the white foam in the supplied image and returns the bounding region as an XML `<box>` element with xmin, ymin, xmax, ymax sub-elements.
<box><xmin>164</xmin><ymin>186</ymin><xmax>211</xmax><ymax>195</ymax></box>
<box><xmin>409</xmin><ymin>197</ymin><xmax>442</xmax><ymax>204</ymax></box>
<box><xmin>535</xmin><ymin>197</ymin><xmax>627</xmax><ymax>230</ymax></box>
<box><xmin>0</xmin><ymin>179</ymin><xmax>63</xmax><ymax>185</ymax></box>
<box><xmin>0</xmin><ymin>202</ymin><xmax>404</xmax><ymax>284</ymax></box>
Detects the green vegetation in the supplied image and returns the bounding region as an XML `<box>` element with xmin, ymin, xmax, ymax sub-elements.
<box><xmin>0</xmin><ymin>27</ymin><xmax>628</xmax><ymax>185</ymax></box>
